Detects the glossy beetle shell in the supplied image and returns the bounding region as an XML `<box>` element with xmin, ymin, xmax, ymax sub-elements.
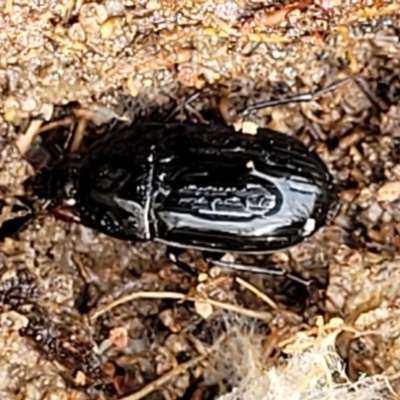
<box><xmin>26</xmin><ymin>122</ymin><xmax>338</xmax><ymax>254</ymax></box>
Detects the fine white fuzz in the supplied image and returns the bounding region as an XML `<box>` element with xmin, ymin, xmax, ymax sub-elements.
<box><xmin>204</xmin><ymin>314</ymin><xmax>392</xmax><ymax>400</ymax></box>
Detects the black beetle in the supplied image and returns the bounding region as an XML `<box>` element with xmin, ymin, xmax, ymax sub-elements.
<box><xmin>25</xmin><ymin>121</ymin><xmax>337</xmax><ymax>256</ymax></box>
<box><xmin>22</xmin><ymin>77</ymin><xmax>356</xmax><ymax>277</ymax></box>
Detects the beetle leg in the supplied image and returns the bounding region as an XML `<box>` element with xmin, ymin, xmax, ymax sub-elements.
<box><xmin>166</xmin><ymin>246</ymin><xmax>198</xmax><ymax>277</ymax></box>
<box><xmin>242</xmin><ymin>75</ymin><xmax>360</xmax><ymax>116</ymax></box>
<box><xmin>205</xmin><ymin>256</ymin><xmax>311</xmax><ymax>286</ymax></box>
<box><xmin>164</xmin><ymin>91</ymin><xmax>206</xmax><ymax>123</ymax></box>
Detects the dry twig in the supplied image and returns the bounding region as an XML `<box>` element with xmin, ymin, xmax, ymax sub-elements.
<box><xmin>119</xmin><ymin>334</ymin><xmax>226</xmax><ymax>400</ymax></box>
<box><xmin>235</xmin><ymin>276</ymin><xmax>279</xmax><ymax>310</ymax></box>
<box><xmin>90</xmin><ymin>290</ymin><xmax>273</xmax><ymax>322</ymax></box>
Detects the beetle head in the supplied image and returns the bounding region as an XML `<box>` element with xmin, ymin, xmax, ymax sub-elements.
<box><xmin>24</xmin><ymin>155</ymin><xmax>82</xmax><ymax>210</ymax></box>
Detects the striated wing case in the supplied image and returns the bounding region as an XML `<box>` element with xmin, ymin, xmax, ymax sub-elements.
<box><xmin>152</xmin><ymin>123</ymin><xmax>338</xmax><ymax>253</ymax></box>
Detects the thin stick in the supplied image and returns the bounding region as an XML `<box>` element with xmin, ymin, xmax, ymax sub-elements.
<box><xmin>70</xmin><ymin>117</ymin><xmax>88</xmax><ymax>152</ymax></box>
<box><xmin>119</xmin><ymin>335</ymin><xmax>226</xmax><ymax>400</ymax></box>
<box><xmin>90</xmin><ymin>291</ymin><xmax>185</xmax><ymax>321</ymax></box>
<box><xmin>294</xmin><ymin>365</ymin><xmax>331</xmax><ymax>395</ymax></box>
<box><xmin>37</xmin><ymin>117</ymin><xmax>74</xmax><ymax>134</ymax></box>
<box><xmin>204</xmin><ymin>297</ymin><xmax>272</xmax><ymax>321</ymax></box>
<box><xmin>235</xmin><ymin>276</ymin><xmax>278</xmax><ymax>310</ymax></box>
<box><xmin>16</xmin><ymin>119</ymin><xmax>43</xmax><ymax>155</ymax></box>
<box><xmin>90</xmin><ymin>291</ymin><xmax>272</xmax><ymax>322</ymax></box>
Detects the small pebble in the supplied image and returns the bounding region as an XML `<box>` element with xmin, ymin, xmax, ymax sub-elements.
<box><xmin>377</xmin><ymin>181</ymin><xmax>400</xmax><ymax>202</ymax></box>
